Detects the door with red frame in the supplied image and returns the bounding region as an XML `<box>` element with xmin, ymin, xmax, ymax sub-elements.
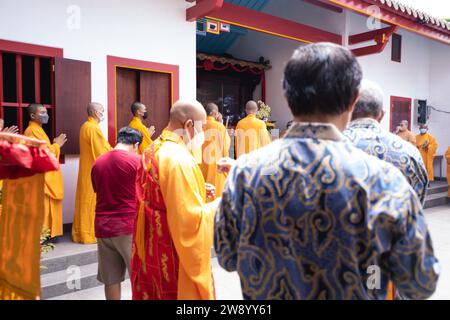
<box><xmin>390</xmin><ymin>96</ymin><xmax>412</xmax><ymax>133</ymax></box>
<box><xmin>116</xmin><ymin>67</ymin><xmax>171</xmax><ymax>139</ymax></box>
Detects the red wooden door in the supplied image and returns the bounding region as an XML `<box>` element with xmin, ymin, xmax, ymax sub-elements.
<box><xmin>54</xmin><ymin>57</ymin><xmax>91</xmax><ymax>154</ymax></box>
<box><xmin>115</xmin><ymin>67</ymin><xmax>171</xmax><ymax>139</ymax></box>
<box><xmin>139</xmin><ymin>71</ymin><xmax>171</xmax><ymax>138</ymax></box>
<box><xmin>390</xmin><ymin>96</ymin><xmax>412</xmax><ymax>133</ymax></box>
<box><xmin>116</xmin><ymin>67</ymin><xmax>139</xmax><ymax>133</ymax></box>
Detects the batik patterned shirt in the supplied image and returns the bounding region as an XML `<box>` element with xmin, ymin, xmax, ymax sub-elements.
<box><xmin>215</xmin><ymin>122</ymin><xmax>439</xmax><ymax>300</ymax></box>
<box><xmin>344</xmin><ymin>118</ymin><xmax>428</xmax><ymax>204</ymax></box>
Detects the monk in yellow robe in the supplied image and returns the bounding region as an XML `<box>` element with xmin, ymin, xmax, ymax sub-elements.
<box><xmin>446</xmin><ymin>147</ymin><xmax>450</xmax><ymax>197</ymax></box>
<box><xmin>131</xmin><ymin>100</ymin><xmax>220</xmax><ymax>300</ymax></box>
<box><xmin>200</xmin><ymin>103</ymin><xmax>230</xmax><ymax>196</ymax></box>
<box><xmin>128</xmin><ymin>101</ymin><xmax>155</xmax><ymax>154</ymax></box>
<box><xmin>416</xmin><ymin>124</ymin><xmax>438</xmax><ymax>182</ymax></box>
<box><xmin>396</xmin><ymin>120</ymin><xmax>416</xmax><ymax>145</ymax></box>
<box><xmin>72</xmin><ymin>102</ymin><xmax>112</xmax><ymax>244</ymax></box>
<box><xmin>24</xmin><ymin>104</ymin><xmax>67</xmax><ymax>238</ymax></box>
<box><xmin>235</xmin><ymin>100</ymin><xmax>271</xmax><ymax>158</ymax></box>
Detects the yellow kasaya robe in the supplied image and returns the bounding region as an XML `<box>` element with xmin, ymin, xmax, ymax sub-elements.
<box><xmin>133</xmin><ymin>129</ymin><xmax>216</xmax><ymax>300</ymax></box>
<box><xmin>24</xmin><ymin>121</ymin><xmax>63</xmax><ymax>238</ymax></box>
<box><xmin>0</xmin><ymin>174</ymin><xmax>46</xmax><ymax>299</ymax></box>
<box><xmin>200</xmin><ymin>116</ymin><xmax>230</xmax><ymax>196</ymax></box>
<box><xmin>416</xmin><ymin>132</ymin><xmax>438</xmax><ymax>182</ymax></box>
<box><xmin>397</xmin><ymin>129</ymin><xmax>416</xmax><ymax>145</ymax></box>
<box><xmin>72</xmin><ymin>117</ymin><xmax>111</xmax><ymax>244</ymax></box>
<box><xmin>235</xmin><ymin>114</ymin><xmax>270</xmax><ymax>158</ymax></box>
<box><xmin>446</xmin><ymin>147</ymin><xmax>450</xmax><ymax>197</ymax></box>
<box><xmin>129</xmin><ymin>116</ymin><xmax>152</xmax><ymax>154</ymax></box>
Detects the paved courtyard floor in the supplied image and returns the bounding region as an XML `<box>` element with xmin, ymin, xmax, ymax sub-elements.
<box><xmin>51</xmin><ymin>205</ymin><xmax>450</xmax><ymax>300</ymax></box>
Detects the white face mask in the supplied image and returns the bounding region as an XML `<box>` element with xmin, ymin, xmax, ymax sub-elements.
<box><xmin>186</xmin><ymin>122</ymin><xmax>205</xmax><ymax>163</ymax></box>
<box><xmin>420</xmin><ymin>129</ymin><xmax>428</xmax><ymax>134</ymax></box>
<box><xmin>191</xmin><ymin>128</ymin><xmax>205</xmax><ymax>150</ymax></box>
<box><xmin>97</xmin><ymin>110</ymin><xmax>105</xmax><ymax>122</ymax></box>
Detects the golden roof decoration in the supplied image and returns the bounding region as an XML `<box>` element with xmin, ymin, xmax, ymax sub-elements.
<box><xmin>197</xmin><ymin>53</ymin><xmax>272</xmax><ymax>71</ymax></box>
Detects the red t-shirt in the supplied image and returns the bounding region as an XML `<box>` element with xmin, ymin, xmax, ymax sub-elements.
<box><xmin>91</xmin><ymin>149</ymin><xmax>141</xmax><ymax>238</ymax></box>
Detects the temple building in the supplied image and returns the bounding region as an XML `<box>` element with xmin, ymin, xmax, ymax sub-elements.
<box><xmin>0</xmin><ymin>0</ymin><xmax>449</xmax><ymax>299</ymax></box>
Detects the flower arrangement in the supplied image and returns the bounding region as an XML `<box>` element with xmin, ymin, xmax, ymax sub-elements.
<box><xmin>256</xmin><ymin>100</ymin><xmax>271</xmax><ymax>121</ymax></box>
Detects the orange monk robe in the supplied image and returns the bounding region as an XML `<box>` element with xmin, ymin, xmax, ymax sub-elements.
<box><xmin>0</xmin><ymin>180</ymin><xmax>3</xmax><ymax>216</ymax></box>
<box><xmin>0</xmin><ymin>132</ymin><xmax>59</xmax><ymax>299</ymax></box>
<box><xmin>446</xmin><ymin>147</ymin><xmax>450</xmax><ymax>197</ymax></box>
<box><xmin>24</xmin><ymin>120</ymin><xmax>64</xmax><ymax>238</ymax></box>
<box><xmin>235</xmin><ymin>114</ymin><xmax>270</xmax><ymax>158</ymax></box>
<box><xmin>129</xmin><ymin>116</ymin><xmax>152</xmax><ymax>154</ymax></box>
<box><xmin>136</xmin><ymin>129</ymin><xmax>216</xmax><ymax>299</ymax></box>
<box><xmin>200</xmin><ymin>116</ymin><xmax>230</xmax><ymax>196</ymax></box>
<box><xmin>397</xmin><ymin>129</ymin><xmax>417</xmax><ymax>145</ymax></box>
<box><xmin>72</xmin><ymin>117</ymin><xmax>111</xmax><ymax>244</ymax></box>
<box><xmin>0</xmin><ymin>174</ymin><xmax>45</xmax><ymax>299</ymax></box>
<box><xmin>416</xmin><ymin>132</ymin><xmax>438</xmax><ymax>182</ymax></box>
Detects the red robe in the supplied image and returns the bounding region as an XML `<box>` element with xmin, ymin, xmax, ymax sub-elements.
<box><xmin>131</xmin><ymin>143</ymin><xmax>179</xmax><ymax>300</ymax></box>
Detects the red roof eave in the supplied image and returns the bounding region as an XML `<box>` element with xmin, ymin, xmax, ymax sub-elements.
<box><xmin>327</xmin><ymin>0</ymin><xmax>450</xmax><ymax>45</ymax></box>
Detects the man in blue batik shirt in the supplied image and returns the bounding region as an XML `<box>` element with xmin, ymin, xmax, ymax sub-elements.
<box><xmin>214</xmin><ymin>43</ymin><xmax>439</xmax><ymax>300</ymax></box>
<box><xmin>343</xmin><ymin>80</ymin><xmax>428</xmax><ymax>204</ymax></box>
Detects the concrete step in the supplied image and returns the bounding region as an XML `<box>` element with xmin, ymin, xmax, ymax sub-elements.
<box><xmin>424</xmin><ymin>192</ymin><xmax>449</xmax><ymax>209</ymax></box>
<box><xmin>40</xmin><ymin>232</ymin><xmax>215</xmax><ymax>299</ymax></box>
<box><xmin>427</xmin><ymin>183</ymin><xmax>448</xmax><ymax>196</ymax></box>
<box><xmin>41</xmin><ymin>249</ymin><xmax>98</xmax><ymax>275</ymax></box>
<box><xmin>48</xmin><ymin>280</ymin><xmax>132</xmax><ymax>300</ymax></box>
<box><xmin>41</xmin><ymin>262</ymin><xmax>102</xmax><ymax>300</ymax></box>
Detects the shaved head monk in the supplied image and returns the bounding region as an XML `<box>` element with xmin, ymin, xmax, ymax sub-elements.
<box><xmin>23</xmin><ymin>103</ymin><xmax>67</xmax><ymax>238</ymax></box>
<box><xmin>416</xmin><ymin>123</ymin><xmax>438</xmax><ymax>182</ymax></box>
<box><xmin>128</xmin><ymin>101</ymin><xmax>156</xmax><ymax>154</ymax></box>
<box><xmin>235</xmin><ymin>100</ymin><xmax>270</xmax><ymax>158</ymax></box>
<box><xmin>131</xmin><ymin>99</ymin><xmax>220</xmax><ymax>300</ymax></box>
<box><xmin>201</xmin><ymin>103</ymin><xmax>231</xmax><ymax>196</ymax></box>
<box><xmin>72</xmin><ymin>102</ymin><xmax>112</xmax><ymax>244</ymax></box>
<box><xmin>396</xmin><ymin>120</ymin><xmax>416</xmax><ymax>145</ymax></box>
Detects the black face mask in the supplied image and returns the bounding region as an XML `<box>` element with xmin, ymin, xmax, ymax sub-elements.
<box><xmin>142</xmin><ymin>111</ymin><xmax>148</xmax><ymax>120</ymax></box>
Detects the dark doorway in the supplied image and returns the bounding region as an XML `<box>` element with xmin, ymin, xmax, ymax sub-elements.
<box><xmin>116</xmin><ymin>67</ymin><xmax>171</xmax><ymax>138</ymax></box>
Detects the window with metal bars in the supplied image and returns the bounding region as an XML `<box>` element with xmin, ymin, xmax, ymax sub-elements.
<box><xmin>0</xmin><ymin>51</ymin><xmax>55</xmax><ymax>139</ymax></box>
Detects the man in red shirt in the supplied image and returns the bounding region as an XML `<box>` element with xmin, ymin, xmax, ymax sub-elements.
<box><xmin>91</xmin><ymin>127</ymin><xmax>142</xmax><ymax>300</ymax></box>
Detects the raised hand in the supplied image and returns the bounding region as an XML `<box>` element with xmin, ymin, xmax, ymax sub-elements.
<box><xmin>205</xmin><ymin>183</ymin><xmax>216</xmax><ymax>200</ymax></box>
<box><xmin>217</xmin><ymin>157</ymin><xmax>236</xmax><ymax>174</ymax></box>
<box><xmin>2</xmin><ymin>125</ymin><xmax>19</xmax><ymax>134</ymax></box>
<box><xmin>148</xmin><ymin>125</ymin><xmax>156</xmax><ymax>138</ymax></box>
<box><xmin>54</xmin><ymin>133</ymin><xmax>68</xmax><ymax>148</ymax></box>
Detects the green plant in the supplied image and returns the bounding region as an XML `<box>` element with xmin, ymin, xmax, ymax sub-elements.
<box><xmin>40</xmin><ymin>229</ymin><xmax>55</xmax><ymax>270</ymax></box>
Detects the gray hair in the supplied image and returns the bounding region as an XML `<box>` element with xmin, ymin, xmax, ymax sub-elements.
<box><xmin>353</xmin><ymin>80</ymin><xmax>385</xmax><ymax>119</ymax></box>
<box><xmin>87</xmin><ymin>102</ymin><xmax>103</xmax><ymax>116</ymax></box>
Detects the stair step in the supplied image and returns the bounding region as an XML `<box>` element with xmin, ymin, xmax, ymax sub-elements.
<box><xmin>48</xmin><ymin>280</ymin><xmax>132</xmax><ymax>300</ymax></box>
<box><xmin>41</xmin><ymin>250</ymin><xmax>98</xmax><ymax>275</ymax></box>
<box><xmin>40</xmin><ymin>262</ymin><xmax>101</xmax><ymax>300</ymax></box>
<box><xmin>40</xmin><ymin>233</ymin><xmax>97</xmax><ymax>274</ymax></box>
<box><xmin>427</xmin><ymin>185</ymin><xmax>448</xmax><ymax>196</ymax></box>
<box><xmin>424</xmin><ymin>192</ymin><xmax>449</xmax><ymax>209</ymax></box>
